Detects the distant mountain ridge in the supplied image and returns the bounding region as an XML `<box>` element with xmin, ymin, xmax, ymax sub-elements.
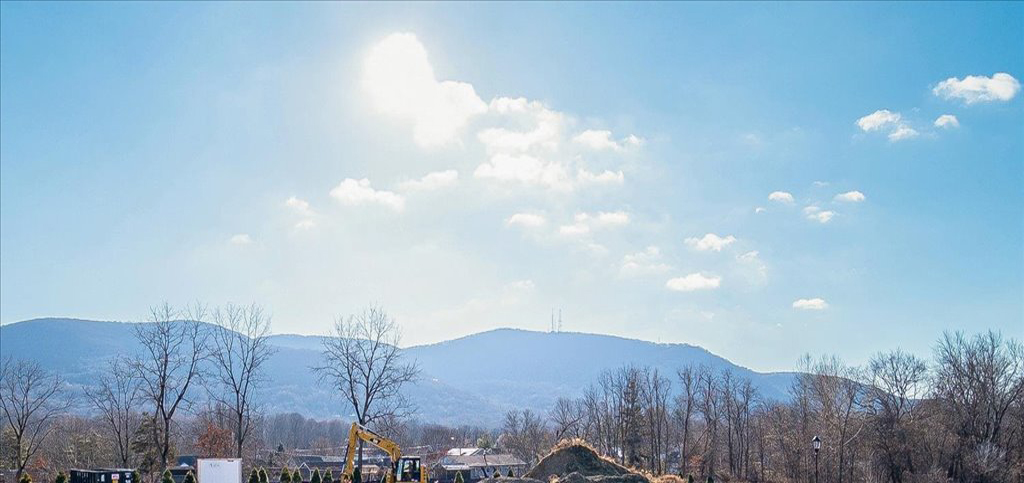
<box><xmin>0</xmin><ymin>318</ymin><xmax>797</xmax><ymax>427</ymax></box>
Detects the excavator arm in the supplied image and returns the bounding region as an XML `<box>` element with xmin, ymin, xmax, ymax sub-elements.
<box><xmin>342</xmin><ymin>423</ymin><xmax>407</xmax><ymax>483</ymax></box>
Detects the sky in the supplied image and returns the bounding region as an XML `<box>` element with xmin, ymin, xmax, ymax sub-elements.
<box><xmin>1</xmin><ymin>2</ymin><xmax>1022</xmax><ymax>372</ymax></box>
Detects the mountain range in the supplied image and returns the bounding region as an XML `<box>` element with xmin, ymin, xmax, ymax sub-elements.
<box><xmin>0</xmin><ymin>318</ymin><xmax>797</xmax><ymax>427</ymax></box>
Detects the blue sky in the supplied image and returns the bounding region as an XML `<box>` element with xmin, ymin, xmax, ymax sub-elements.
<box><xmin>1</xmin><ymin>2</ymin><xmax>1021</xmax><ymax>371</ymax></box>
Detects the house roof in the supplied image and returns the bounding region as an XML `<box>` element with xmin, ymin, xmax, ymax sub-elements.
<box><xmin>446</xmin><ymin>448</ymin><xmax>484</xmax><ymax>456</ymax></box>
<box><xmin>438</xmin><ymin>454</ymin><xmax>527</xmax><ymax>468</ymax></box>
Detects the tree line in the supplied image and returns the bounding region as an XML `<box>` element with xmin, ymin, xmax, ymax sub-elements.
<box><xmin>1</xmin><ymin>304</ymin><xmax>1021</xmax><ymax>483</ymax></box>
<box><xmin>486</xmin><ymin>330</ymin><xmax>1023</xmax><ymax>483</ymax></box>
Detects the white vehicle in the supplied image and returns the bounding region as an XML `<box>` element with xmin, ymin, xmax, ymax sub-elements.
<box><xmin>197</xmin><ymin>459</ymin><xmax>243</xmax><ymax>483</ymax></box>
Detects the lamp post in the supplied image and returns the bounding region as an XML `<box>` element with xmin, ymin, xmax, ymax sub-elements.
<box><xmin>811</xmin><ymin>436</ymin><xmax>821</xmax><ymax>483</ymax></box>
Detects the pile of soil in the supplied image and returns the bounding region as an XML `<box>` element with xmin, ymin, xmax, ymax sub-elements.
<box><xmin>561</xmin><ymin>472</ymin><xmax>649</xmax><ymax>483</ymax></box>
<box><xmin>585</xmin><ymin>475</ymin><xmax>649</xmax><ymax>483</ymax></box>
<box><xmin>525</xmin><ymin>445</ymin><xmax>642</xmax><ymax>482</ymax></box>
<box><xmin>557</xmin><ymin>473</ymin><xmax>590</xmax><ymax>483</ymax></box>
<box><xmin>480</xmin><ymin>478</ymin><xmax>544</xmax><ymax>483</ymax></box>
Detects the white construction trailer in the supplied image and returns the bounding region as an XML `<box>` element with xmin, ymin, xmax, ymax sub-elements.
<box><xmin>197</xmin><ymin>459</ymin><xmax>243</xmax><ymax>483</ymax></box>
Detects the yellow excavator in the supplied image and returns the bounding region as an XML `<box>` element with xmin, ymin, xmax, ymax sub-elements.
<box><xmin>342</xmin><ymin>422</ymin><xmax>427</xmax><ymax>483</ymax></box>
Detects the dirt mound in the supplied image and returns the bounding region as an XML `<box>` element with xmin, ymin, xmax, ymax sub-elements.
<box><xmin>479</xmin><ymin>478</ymin><xmax>544</xmax><ymax>483</ymax></box>
<box><xmin>560</xmin><ymin>472</ymin><xmax>649</xmax><ymax>483</ymax></box>
<box><xmin>585</xmin><ymin>475</ymin><xmax>649</xmax><ymax>483</ymax></box>
<box><xmin>557</xmin><ymin>473</ymin><xmax>590</xmax><ymax>483</ymax></box>
<box><xmin>651</xmin><ymin>476</ymin><xmax>685</xmax><ymax>483</ymax></box>
<box><xmin>526</xmin><ymin>444</ymin><xmax>636</xmax><ymax>481</ymax></box>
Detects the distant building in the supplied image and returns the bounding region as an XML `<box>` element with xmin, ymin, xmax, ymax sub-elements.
<box><xmin>285</xmin><ymin>455</ymin><xmax>382</xmax><ymax>483</ymax></box>
<box><xmin>445</xmin><ymin>448</ymin><xmax>485</xmax><ymax>457</ymax></box>
<box><xmin>176</xmin><ymin>456</ymin><xmax>199</xmax><ymax>469</ymax></box>
<box><xmin>157</xmin><ymin>455</ymin><xmax>198</xmax><ymax>483</ymax></box>
<box><xmin>69</xmin><ymin>469</ymin><xmax>136</xmax><ymax>483</ymax></box>
<box><xmin>431</xmin><ymin>454</ymin><xmax>527</xmax><ymax>483</ymax></box>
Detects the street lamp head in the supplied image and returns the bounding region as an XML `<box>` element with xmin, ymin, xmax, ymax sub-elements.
<box><xmin>812</xmin><ymin>435</ymin><xmax>821</xmax><ymax>452</ymax></box>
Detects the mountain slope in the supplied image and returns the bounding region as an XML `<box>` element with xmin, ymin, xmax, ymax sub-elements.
<box><xmin>0</xmin><ymin>319</ymin><xmax>795</xmax><ymax>426</ymax></box>
<box><xmin>404</xmin><ymin>328</ymin><xmax>795</xmax><ymax>411</ymax></box>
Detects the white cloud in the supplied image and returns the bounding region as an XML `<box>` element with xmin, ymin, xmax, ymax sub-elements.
<box><xmin>857</xmin><ymin>109</ymin><xmax>917</xmax><ymax>142</ymax></box>
<box><xmin>229</xmin><ymin>234</ymin><xmax>253</xmax><ymax>245</ymax></box>
<box><xmin>666</xmin><ymin>273</ymin><xmax>721</xmax><ymax>292</ymax></box>
<box><xmin>834</xmin><ymin>190</ymin><xmax>866</xmax><ymax>203</ymax></box>
<box><xmin>573</xmin><ymin>130</ymin><xmax>619</xmax><ymax>150</ymax></box>
<box><xmin>754</xmin><ymin>206</ymin><xmax>767</xmax><ymax>214</ymax></box>
<box><xmin>473</xmin><ymin>153</ymin><xmax>573</xmax><ymax>191</ymax></box>
<box><xmin>737</xmin><ymin>250</ymin><xmax>760</xmax><ymax>263</ymax></box>
<box><xmin>398</xmin><ymin>170</ymin><xmax>459</xmax><ymax>191</ymax></box>
<box><xmin>813</xmin><ymin>181</ymin><xmax>830</xmax><ymax>187</ymax></box>
<box><xmin>478</xmin><ymin>97</ymin><xmax>563</xmax><ymax>153</ymax></box>
<box><xmin>803</xmin><ymin>206</ymin><xmax>836</xmax><ymax>223</ymax></box>
<box><xmin>592</xmin><ymin>211</ymin><xmax>630</xmax><ymax>227</ymax></box>
<box><xmin>363</xmin><ymin>33</ymin><xmax>487</xmax><ymax>147</ymax></box>
<box><xmin>934</xmin><ymin>114</ymin><xmax>960</xmax><ymax>129</ymax></box>
<box><xmin>558</xmin><ymin>223</ymin><xmax>591</xmax><ymax>237</ymax></box>
<box><xmin>474</xmin><ymin>155</ymin><xmax>625</xmax><ymax>192</ymax></box>
<box><xmin>736</xmin><ymin>250</ymin><xmax>768</xmax><ymax>284</ymax></box>
<box><xmin>474</xmin><ymin>97</ymin><xmax>635</xmax><ymax>193</ymax></box>
<box><xmin>933</xmin><ymin>73</ymin><xmax>1020</xmax><ymax>104</ymax></box>
<box><xmin>285</xmin><ymin>196</ymin><xmax>317</xmax><ymax>230</ymax></box>
<box><xmin>505</xmin><ymin>279</ymin><xmax>535</xmax><ymax>292</ymax></box>
<box><xmin>558</xmin><ymin>211</ymin><xmax>629</xmax><ymax>238</ymax></box>
<box><xmin>285</xmin><ymin>196</ymin><xmax>314</xmax><ymax>217</ymax></box>
<box><xmin>624</xmin><ymin>135</ymin><xmax>644</xmax><ymax>147</ymax></box>
<box><xmin>685</xmin><ymin>233</ymin><xmax>737</xmax><ymax>252</ymax></box>
<box><xmin>769</xmin><ymin>191</ymin><xmax>795</xmax><ymax>204</ymax></box>
<box><xmin>362</xmin><ymin>32</ymin><xmax>637</xmax><ymax>199</ymax></box>
<box><xmin>581</xmin><ymin>242</ymin><xmax>610</xmax><ymax>257</ymax></box>
<box><xmin>857</xmin><ymin>109</ymin><xmax>902</xmax><ymax>132</ymax></box>
<box><xmin>577</xmin><ymin>169</ymin><xmax>625</xmax><ymax>186</ymax></box>
<box><xmin>329</xmin><ymin>178</ymin><xmax>405</xmax><ymax>211</ymax></box>
<box><xmin>572</xmin><ymin>130</ymin><xmax>643</xmax><ymax>151</ymax></box>
<box><xmin>793</xmin><ymin>298</ymin><xmax>829</xmax><ymax>310</ymax></box>
<box><xmin>888</xmin><ymin>125</ymin><xmax>919</xmax><ymax>142</ymax></box>
<box><xmin>495</xmin><ymin>280</ymin><xmax>537</xmax><ymax>306</ymax></box>
<box><xmin>620</xmin><ymin>246</ymin><xmax>672</xmax><ymax>277</ymax></box>
<box><xmin>737</xmin><ymin>248</ymin><xmax>770</xmax><ymax>286</ymax></box>
<box><xmin>506</xmin><ymin>213</ymin><xmax>546</xmax><ymax>228</ymax></box>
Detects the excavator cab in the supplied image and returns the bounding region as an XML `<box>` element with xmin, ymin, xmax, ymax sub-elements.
<box><xmin>394</xmin><ymin>456</ymin><xmax>423</xmax><ymax>483</ymax></box>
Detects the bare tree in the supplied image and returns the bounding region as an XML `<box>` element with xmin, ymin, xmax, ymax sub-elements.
<box><xmin>641</xmin><ymin>368</ymin><xmax>671</xmax><ymax>474</ymax></box>
<box><xmin>799</xmin><ymin>355</ymin><xmax>865</xmax><ymax>483</ymax></box>
<box><xmin>695</xmin><ymin>366</ymin><xmax>720</xmax><ymax>477</ymax></box>
<box><xmin>550</xmin><ymin>397</ymin><xmax>584</xmax><ymax>441</ymax></box>
<box><xmin>934</xmin><ymin>330</ymin><xmax>1024</xmax><ymax>483</ymax></box>
<box><xmin>84</xmin><ymin>358</ymin><xmax>141</xmax><ymax>467</ymax></box>
<box><xmin>501</xmin><ymin>409</ymin><xmax>551</xmax><ymax>465</ymax></box>
<box><xmin>0</xmin><ymin>358</ymin><xmax>71</xmax><ymax>479</ymax></box>
<box><xmin>674</xmin><ymin>366</ymin><xmax>697</xmax><ymax>477</ymax></box>
<box><xmin>131</xmin><ymin>303</ymin><xmax>210</xmax><ymax>471</ymax></box>
<box><xmin>209</xmin><ymin>303</ymin><xmax>275</xmax><ymax>458</ymax></box>
<box><xmin>315</xmin><ymin>306</ymin><xmax>419</xmax><ymax>475</ymax></box>
<box><xmin>862</xmin><ymin>349</ymin><xmax>928</xmax><ymax>483</ymax></box>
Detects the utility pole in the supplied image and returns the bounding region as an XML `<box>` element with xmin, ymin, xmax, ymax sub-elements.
<box><xmin>558</xmin><ymin>309</ymin><xmax>562</xmax><ymax>332</ymax></box>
